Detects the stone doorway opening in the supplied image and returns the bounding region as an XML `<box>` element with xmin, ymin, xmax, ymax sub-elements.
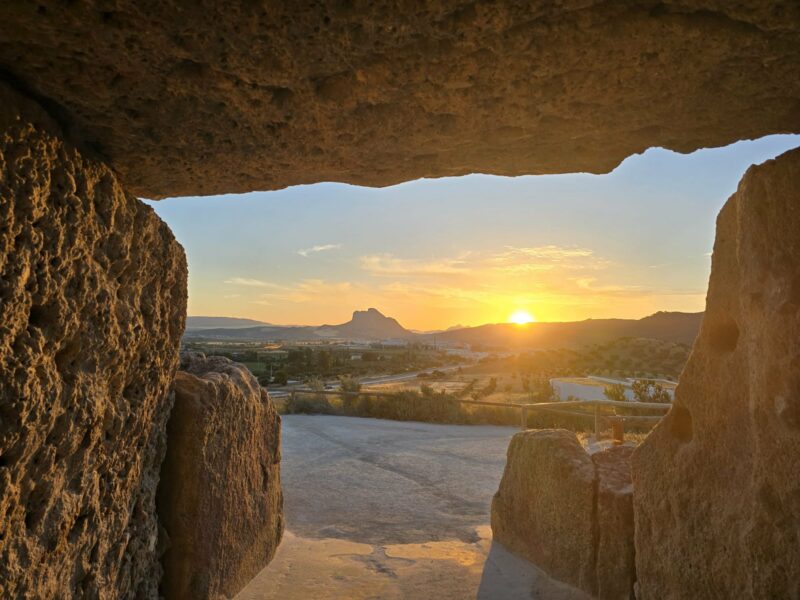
<box><xmin>147</xmin><ymin>136</ymin><xmax>798</xmax><ymax>599</ymax></box>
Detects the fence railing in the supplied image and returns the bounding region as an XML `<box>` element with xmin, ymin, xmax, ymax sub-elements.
<box><xmin>282</xmin><ymin>388</ymin><xmax>672</xmax><ymax>434</ymax></box>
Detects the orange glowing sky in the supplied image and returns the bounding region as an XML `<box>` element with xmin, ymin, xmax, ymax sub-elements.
<box><xmin>147</xmin><ymin>136</ymin><xmax>799</xmax><ymax>330</ymax></box>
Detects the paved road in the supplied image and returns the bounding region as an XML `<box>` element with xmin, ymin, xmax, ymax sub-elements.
<box><xmin>237</xmin><ymin>415</ymin><xmax>590</xmax><ymax>600</ymax></box>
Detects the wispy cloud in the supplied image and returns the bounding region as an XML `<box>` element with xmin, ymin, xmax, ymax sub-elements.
<box><xmin>298</xmin><ymin>243</ymin><xmax>342</xmax><ymax>257</ymax></box>
<box><xmin>218</xmin><ymin>241</ymin><xmax>702</xmax><ymax>327</ymax></box>
<box><xmin>486</xmin><ymin>245</ymin><xmax>610</xmax><ymax>272</ymax></box>
<box><xmin>574</xmin><ymin>277</ymin><xmax>649</xmax><ymax>296</ymax></box>
<box><xmin>224</xmin><ymin>277</ymin><xmax>273</xmax><ymax>287</ymax></box>
<box><xmin>360</xmin><ymin>245</ymin><xmax>608</xmax><ymax>278</ymax></box>
<box><xmin>257</xmin><ymin>279</ymin><xmax>355</xmax><ymax>303</ymax></box>
<box><xmin>360</xmin><ymin>254</ymin><xmax>470</xmax><ymax>276</ymax></box>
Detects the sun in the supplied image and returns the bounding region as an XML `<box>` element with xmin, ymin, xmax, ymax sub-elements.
<box><xmin>509</xmin><ymin>310</ymin><xmax>536</xmax><ymax>325</ymax></box>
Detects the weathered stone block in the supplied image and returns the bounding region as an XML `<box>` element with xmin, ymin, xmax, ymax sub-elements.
<box><xmin>491</xmin><ymin>430</ymin><xmax>597</xmax><ymax>594</ymax></box>
<box><xmin>0</xmin><ymin>2</ymin><xmax>798</xmax><ymax>197</ymax></box>
<box><xmin>632</xmin><ymin>148</ymin><xmax>800</xmax><ymax>598</ymax></box>
<box><xmin>157</xmin><ymin>354</ymin><xmax>283</xmax><ymax>600</ymax></box>
<box><xmin>0</xmin><ymin>83</ymin><xmax>187</xmax><ymax>598</ymax></box>
<box><xmin>593</xmin><ymin>445</ymin><xmax>635</xmax><ymax>600</ymax></box>
<box><xmin>492</xmin><ymin>430</ymin><xmax>636</xmax><ymax>599</ymax></box>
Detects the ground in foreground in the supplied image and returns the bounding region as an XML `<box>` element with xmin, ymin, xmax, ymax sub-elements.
<box><xmin>236</xmin><ymin>415</ymin><xmax>589</xmax><ymax>599</ymax></box>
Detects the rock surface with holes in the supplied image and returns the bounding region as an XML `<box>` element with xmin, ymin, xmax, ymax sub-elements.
<box><xmin>0</xmin><ymin>83</ymin><xmax>186</xmax><ymax>598</ymax></box>
<box><xmin>632</xmin><ymin>147</ymin><xmax>800</xmax><ymax>598</ymax></box>
<box><xmin>157</xmin><ymin>353</ymin><xmax>283</xmax><ymax>600</ymax></box>
<box><xmin>491</xmin><ymin>430</ymin><xmax>636</xmax><ymax>599</ymax></box>
<box><xmin>0</xmin><ymin>2</ymin><xmax>798</xmax><ymax>197</ymax></box>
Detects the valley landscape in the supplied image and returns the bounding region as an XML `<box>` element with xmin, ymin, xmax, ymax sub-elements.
<box><xmin>184</xmin><ymin>308</ymin><xmax>698</xmax><ymax>394</ymax></box>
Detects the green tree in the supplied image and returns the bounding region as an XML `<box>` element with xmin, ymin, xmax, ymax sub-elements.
<box><xmin>531</xmin><ymin>377</ymin><xmax>556</xmax><ymax>402</ymax></box>
<box><xmin>604</xmin><ymin>383</ymin><xmax>628</xmax><ymax>403</ymax></box>
<box><xmin>482</xmin><ymin>377</ymin><xmax>497</xmax><ymax>396</ymax></box>
<box><xmin>632</xmin><ymin>380</ymin><xmax>671</xmax><ymax>403</ymax></box>
<box><xmin>273</xmin><ymin>370</ymin><xmax>289</xmax><ymax>386</ymax></box>
<box><xmin>339</xmin><ymin>375</ymin><xmax>361</xmax><ymax>394</ymax></box>
<box><xmin>317</xmin><ymin>349</ymin><xmax>333</xmax><ymax>372</ymax></box>
<box><xmin>288</xmin><ymin>349</ymin><xmax>305</xmax><ymax>366</ymax></box>
<box><xmin>307</xmin><ymin>376</ymin><xmax>325</xmax><ymax>392</ymax></box>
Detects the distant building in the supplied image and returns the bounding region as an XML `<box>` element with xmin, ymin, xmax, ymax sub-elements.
<box><xmin>551</xmin><ymin>376</ymin><xmax>676</xmax><ymax>403</ymax></box>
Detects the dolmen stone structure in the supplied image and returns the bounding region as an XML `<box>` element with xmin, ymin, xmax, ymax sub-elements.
<box><xmin>158</xmin><ymin>354</ymin><xmax>283</xmax><ymax>600</ymax></box>
<box><xmin>1</xmin><ymin>2</ymin><xmax>799</xmax><ymax>598</ymax></box>
<box><xmin>491</xmin><ymin>430</ymin><xmax>635</xmax><ymax>600</ymax></box>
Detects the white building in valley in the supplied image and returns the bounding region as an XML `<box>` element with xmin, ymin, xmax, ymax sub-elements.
<box><xmin>551</xmin><ymin>376</ymin><xmax>676</xmax><ymax>403</ymax></box>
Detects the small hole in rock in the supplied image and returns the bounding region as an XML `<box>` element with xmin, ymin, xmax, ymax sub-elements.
<box><xmin>708</xmin><ymin>315</ymin><xmax>739</xmax><ymax>353</ymax></box>
<box><xmin>669</xmin><ymin>404</ymin><xmax>693</xmax><ymax>443</ymax></box>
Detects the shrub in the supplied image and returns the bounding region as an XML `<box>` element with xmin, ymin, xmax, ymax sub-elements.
<box><xmin>284</xmin><ymin>393</ymin><xmax>335</xmax><ymax>415</ymax></box>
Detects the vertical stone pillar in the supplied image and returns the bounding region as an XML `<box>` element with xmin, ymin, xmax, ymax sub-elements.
<box><xmin>0</xmin><ymin>83</ymin><xmax>187</xmax><ymax>598</ymax></box>
<box><xmin>158</xmin><ymin>354</ymin><xmax>283</xmax><ymax>600</ymax></box>
<box><xmin>632</xmin><ymin>148</ymin><xmax>800</xmax><ymax>598</ymax></box>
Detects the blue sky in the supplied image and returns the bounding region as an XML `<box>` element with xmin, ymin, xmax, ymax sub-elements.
<box><xmin>146</xmin><ymin>135</ymin><xmax>800</xmax><ymax>330</ymax></box>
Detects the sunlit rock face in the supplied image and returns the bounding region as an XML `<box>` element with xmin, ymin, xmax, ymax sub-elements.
<box><xmin>492</xmin><ymin>430</ymin><xmax>596</xmax><ymax>592</ymax></box>
<box><xmin>0</xmin><ymin>83</ymin><xmax>187</xmax><ymax>598</ymax></box>
<box><xmin>593</xmin><ymin>445</ymin><xmax>636</xmax><ymax>600</ymax></box>
<box><xmin>491</xmin><ymin>430</ymin><xmax>636</xmax><ymax>599</ymax></box>
<box><xmin>0</xmin><ymin>1</ymin><xmax>798</xmax><ymax>198</ymax></box>
<box><xmin>158</xmin><ymin>354</ymin><xmax>283</xmax><ymax>600</ymax></box>
<box><xmin>633</xmin><ymin>147</ymin><xmax>800</xmax><ymax>599</ymax></box>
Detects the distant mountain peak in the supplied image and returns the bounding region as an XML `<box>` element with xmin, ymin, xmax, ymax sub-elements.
<box><xmin>351</xmin><ymin>307</ymin><xmax>396</xmax><ymax>324</ymax></box>
<box><xmin>318</xmin><ymin>307</ymin><xmax>413</xmax><ymax>339</ymax></box>
<box><xmin>185</xmin><ymin>316</ymin><xmax>272</xmax><ymax>330</ymax></box>
<box><xmin>353</xmin><ymin>307</ymin><xmax>385</xmax><ymax>318</ymax></box>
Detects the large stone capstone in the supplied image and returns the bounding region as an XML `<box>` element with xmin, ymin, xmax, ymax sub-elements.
<box><xmin>491</xmin><ymin>430</ymin><xmax>636</xmax><ymax>599</ymax></box>
<box><xmin>0</xmin><ymin>2</ymin><xmax>798</xmax><ymax>198</ymax></box>
<box><xmin>632</xmin><ymin>147</ymin><xmax>800</xmax><ymax>598</ymax></box>
<box><xmin>0</xmin><ymin>83</ymin><xmax>187</xmax><ymax>598</ymax></box>
<box><xmin>157</xmin><ymin>354</ymin><xmax>283</xmax><ymax>600</ymax></box>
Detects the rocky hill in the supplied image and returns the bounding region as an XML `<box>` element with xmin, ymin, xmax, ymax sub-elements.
<box><xmin>185</xmin><ymin>308</ymin><xmax>415</xmax><ymax>341</ymax></box>
<box><xmin>315</xmin><ymin>308</ymin><xmax>414</xmax><ymax>340</ymax></box>
<box><xmin>185</xmin><ymin>316</ymin><xmax>272</xmax><ymax>330</ymax></box>
<box><xmin>429</xmin><ymin>311</ymin><xmax>703</xmax><ymax>349</ymax></box>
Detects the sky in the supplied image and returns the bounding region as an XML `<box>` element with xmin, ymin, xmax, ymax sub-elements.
<box><xmin>145</xmin><ymin>135</ymin><xmax>800</xmax><ymax>331</ymax></box>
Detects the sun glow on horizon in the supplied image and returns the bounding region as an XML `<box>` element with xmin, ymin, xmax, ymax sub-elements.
<box><xmin>509</xmin><ymin>310</ymin><xmax>536</xmax><ymax>325</ymax></box>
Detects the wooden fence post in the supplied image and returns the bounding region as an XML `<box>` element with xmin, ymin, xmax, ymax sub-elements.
<box><xmin>594</xmin><ymin>402</ymin><xmax>600</xmax><ymax>438</ymax></box>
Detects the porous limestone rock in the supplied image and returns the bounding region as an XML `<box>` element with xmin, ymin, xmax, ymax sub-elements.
<box><xmin>158</xmin><ymin>354</ymin><xmax>283</xmax><ymax>600</ymax></box>
<box><xmin>491</xmin><ymin>430</ymin><xmax>597</xmax><ymax>594</ymax></box>
<box><xmin>492</xmin><ymin>431</ymin><xmax>636</xmax><ymax>599</ymax></box>
<box><xmin>632</xmin><ymin>147</ymin><xmax>800</xmax><ymax>599</ymax></box>
<box><xmin>593</xmin><ymin>445</ymin><xmax>636</xmax><ymax>600</ymax></box>
<box><xmin>0</xmin><ymin>83</ymin><xmax>187</xmax><ymax>598</ymax></box>
<box><xmin>0</xmin><ymin>2</ymin><xmax>798</xmax><ymax>197</ymax></box>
